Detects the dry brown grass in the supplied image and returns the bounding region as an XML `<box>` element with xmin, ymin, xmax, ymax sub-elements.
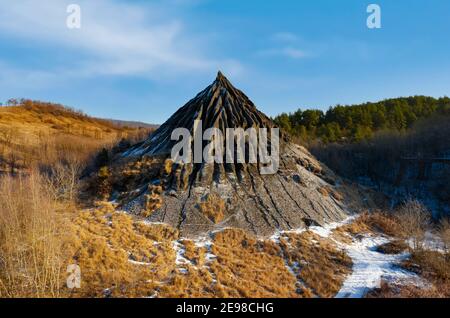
<box><xmin>199</xmin><ymin>193</ymin><xmax>225</xmax><ymax>224</ymax></box>
<box><xmin>182</xmin><ymin>240</ymin><xmax>206</xmax><ymax>267</ymax></box>
<box><xmin>209</xmin><ymin>229</ymin><xmax>298</xmax><ymax>298</ymax></box>
<box><xmin>0</xmin><ymin>198</ymin><xmax>356</xmax><ymax>299</ymax></box>
<box><xmin>367</xmin><ymin>247</ymin><xmax>450</xmax><ymax>298</ymax></box>
<box><xmin>279</xmin><ymin>231</ymin><xmax>353</xmax><ymax>297</ymax></box>
<box><xmin>0</xmin><ymin>101</ymin><xmax>151</xmax><ymax>173</ymax></box>
<box><xmin>0</xmin><ymin>172</ymin><xmax>74</xmax><ymax>297</ymax></box>
<box><xmin>334</xmin><ymin>211</ymin><xmax>403</xmax><ymax>241</ymax></box>
<box><xmin>366</xmin><ymin>279</ymin><xmax>445</xmax><ymax>298</ymax></box>
<box><xmin>67</xmin><ymin>203</ymin><xmax>178</xmax><ymax>298</ymax></box>
<box><xmin>317</xmin><ymin>186</ymin><xmax>329</xmax><ymax>197</ymax></box>
<box><xmin>317</xmin><ymin>186</ymin><xmax>343</xmax><ymax>202</ymax></box>
<box><xmin>143</xmin><ymin>185</ymin><xmax>163</xmax><ymax>217</ymax></box>
<box><xmin>375</xmin><ymin>240</ymin><xmax>409</xmax><ymax>254</ymax></box>
<box><xmin>402</xmin><ymin>250</ymin><xmax>450</xmax><ymax>288</ymax></box>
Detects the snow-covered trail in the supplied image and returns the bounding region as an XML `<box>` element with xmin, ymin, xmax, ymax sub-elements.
<box><xmin>305</xmin><ymin>216</ymin><xmax>422</xmax><ymax>298</ymax></box>
<box><xmin>335</xmin><ymin>236</ymin><xmax>420</xmax><ymax>298</ymax></box>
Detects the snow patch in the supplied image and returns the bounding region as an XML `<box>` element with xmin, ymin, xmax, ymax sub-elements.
<box><xmin>129</xmin><ymin>259</ymin><xmax>152</xmax><ymax>266</ymax></box>
<box><xmin>309</xmin><ymin>215</ymin><xmax>357</xmax><ymax>238</ymax></box>
<box><xmin>336</xmin><ymin>236</ymin><xmax>423</xmax><ymax>298</ymax></box>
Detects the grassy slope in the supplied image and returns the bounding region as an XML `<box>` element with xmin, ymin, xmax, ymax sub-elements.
<box><xmin>0</xmin><ymin>102</ymin><xmax>150</xmax><ymax>171</ymax></box>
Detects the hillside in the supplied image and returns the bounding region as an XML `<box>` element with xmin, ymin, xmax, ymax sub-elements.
<box><xmin>311</xmin><ymin>114</ymin><xmax>450</xmax><ymax>217</ymax></box>
<box><xmin>274</xmin><ymin>96</ymin><xmax>450</xmax><ymax>143</ymax></box>
<box><xmin>274</xmin><ymin>97</ymin><xmax>450</xmax><ymax>216</ymax></box>
<box><xmin>0</xmin><ymin>99</ymin><xmax>152</xmax><ymax>172</ymax></box>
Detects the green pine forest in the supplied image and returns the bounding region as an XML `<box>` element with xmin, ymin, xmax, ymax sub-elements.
<box><xmin>273</xmin><ymin>96</ymin><xmax>450</xmax><ymax>144</ymax></box>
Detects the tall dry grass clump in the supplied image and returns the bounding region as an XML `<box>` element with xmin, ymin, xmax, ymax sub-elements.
<box><xmin>0</xmin><ymin>172</ymin><xmax>73</xmax><ymax>297</ymax></box>
<box><xmin>199</xmin><ymin>193</ymin><xmax>225</xmax><ymax>224</ymax></box>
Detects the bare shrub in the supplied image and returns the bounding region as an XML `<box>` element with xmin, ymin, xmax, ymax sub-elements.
<box><xmin>375</xmin><ymin>240</ymin><xmax>408</xmax><ymax>255</ymax></box>
<box><xmin>143</xmin><ymin>185</ymin><xmax>163</xmax><ymax>217</ymax></box>
<box><xmin>439</xmin><ymin>218</ymin><xmax>450</xmax><ymax>255</ymax></box>
<box><xmin>47</xmin><ymin>158</ymin><xmax>82</xmax><ymax>203</ymax></box>
<box><xmin>396</xmin><ymin>200</ymin><xmax>430</xmax><ymax>251</ymax></box>
<box><xmin>199</xmin><ymin>193</ymin><xmax>225</xmax><ymax>224</ymax></box>
<box><xmin>401</xmin><ymin>250</ymin><xmax>450</xmax><ymax>297</ymax></box>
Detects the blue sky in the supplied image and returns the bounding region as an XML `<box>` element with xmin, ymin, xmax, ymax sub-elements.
<box><xmin>0</xmin><ymin>0</ymin><xmax>449</xmax><ymax>124</ymax></box>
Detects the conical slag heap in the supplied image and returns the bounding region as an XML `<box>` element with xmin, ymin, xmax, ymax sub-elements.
<box><xmin>120</xmin><ymin>72</ymin><xmax>351</xmax><ymax>237</ymax></box>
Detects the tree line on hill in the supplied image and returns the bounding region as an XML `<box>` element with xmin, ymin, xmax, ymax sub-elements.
<box><xmin>275</xmin><ymin>96</ymin><xmax>450</xmax><ymax>213</ymax></box>
<box><xmin>273</xmin><ymin>96</ymin><xmax>450</xmax><ymax>144</ymax></box>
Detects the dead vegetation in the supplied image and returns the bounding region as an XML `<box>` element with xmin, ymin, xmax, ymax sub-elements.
<box><xmin>332</xmin><ymin>211</ymin><xmax>403</xmax><ymax>243</ymax></box>
<box><xmin>143</xmin><ymin>185</ymin><xmax>163</xmax><ymax>217</ymax></box>
<box><xmin>198</xmin><ymin>193</ymin><xmax>226</xmax><ymax>224</ymax></box>
<box><xmin>375</xmin><ymin>240</ymin><xmax>409</xmax><ymax>254</ymax></box>
<box><xmin>279</xmin><ymin>231</ymin><xmax>353</xmax><ymax>297</ymax></box>
<box><xmin>0</xmin><ymin>172</ymin><xmax>74</xmax><ymax>297</ymax></box>
<box><xmin>336</xmin><ymin>203</ymin><xmax>450</xmax><ymax>299</ymax></box>
<box><xmin>368</xmin><ymin>244</ymin><xmax>450</xmax><ymax>298</ymax></box>
<box><xmin>396</xmin><ymin>200</ymin><xmax>431</xmax><ymax>251</ymax></box>
<box><xmin>66</xmin><ymin>203</ymin><xmax>178</xmax><ymax>298</ymax></box>
<box><xmin>58</xmin><ymin>214</ymin><xmax>357</xmax><ymax>298</ymax></box>
<box><xmin>209</xmin><ymin>229</ymin><xmax>298</xmax><ymax>298</ymax></box>
<box><xmin>317</xmin><ymin>185</ymin><xmax>343</xmax><ymax>202</ymax></box>
<box><xmin>0</xmin><ymin>100</ymin><xmax>152</xmax><ymax>173</ymax></box>
<box><xmin>366</xmin><ymin>279</ymin><xmax>445</xmax><ymax>298</ymax></box>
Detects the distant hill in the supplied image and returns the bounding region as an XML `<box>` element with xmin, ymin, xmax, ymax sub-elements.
<box><xmin>0</xmin><ymin>99</ymin><xmax>153</xmax><ymax>172</ymax></box>
<box><xmin>108</xmin><ymin>119</ymin><xmax>159</xmax><ymax>130</ymax></box>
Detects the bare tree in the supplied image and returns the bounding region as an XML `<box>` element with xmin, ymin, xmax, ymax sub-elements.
<box><xmin>396</xmin><ymin>200</ymin><xmax>430</xmax><ymax>251</ymax></box>
<box><xmin>47</xmin><ymin>157</ymin><xmax>82</xmax><ymax>203</ymax></box>
<box><xmin>439</xmin><ymin>218</ymin><xmax>450</xmax><ymax>256</ymax></box>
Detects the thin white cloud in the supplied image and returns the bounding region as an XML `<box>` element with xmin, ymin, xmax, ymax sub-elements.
<box><xmin>272</xmin><ymin>32</ymin><xmax>299</xmax><ymax>43</ymax></box>
<box><xmin>257</xmin><ymin>47</ymin><xmax>308</xmax><ymax>59</ymax></box>
<box><xmin>0</xmin><ymin>0</ymin><xmax>242</xmax><ymax>80</ymax></box>
<box><xmin>257</xmin><ymin>32</ymin><xmax>309</xmax><ymax>60</ymax></box>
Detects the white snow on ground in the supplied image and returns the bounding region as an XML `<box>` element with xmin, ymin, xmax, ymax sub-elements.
<box><xmin>129</xmin><ymin>259</ymin><xmax>152</xmax><ymax>266</ymax></box>
<box><xmin>194</xmin><ymin>237</ymin><xmax>217</xmax><ymax>264</ymax></box>
<box><xmin>309</xmin><ymin>215</ymin><xmax>357</xmax><ymax>238</ymax></box>
<box><xmin>172</xmin><ymin>237</ymin><xmax>218</xmax><ymax>276</ymax></box>
<box><xmin>335</xmin><ymin>236</ymin><xmax>423</xmax><ymax>298</ymax></box>
<box><xmin>270</xmin><ymin>228</ymin><xmax>306</xmax><ymax>244</ymax></box>
<box><xmin>139</xmin><ymin>216</ymin><xmax>430</xmax><ymax>298</ymax></box>
<box><xmin>270</xmin><ymin>215</ymin><xmax>357</xmax><ymax>243</ymax></box>
<box><xmin>284</xmin><ymin>215</ymin><xmax>425</xmax><ymax>298</ymax></box>
<box><xmin>172</xmin><ymin>241</ymin><xmax>191</xmax><ymax>272</ymax></box>
<box><xmin>408</xmin><ymin>231</ymin><xmax>446</xmax><ymax>253</ymax></box>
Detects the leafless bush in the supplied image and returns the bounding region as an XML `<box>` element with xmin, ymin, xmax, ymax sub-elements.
<box><xmin>47</xmin><ymin>158</ymin><xmax>82</xmax><ymax>203</ymax></box>
<box><xmin>396</xmin><ymin>200</ymin><xmax>430</xmax><ymax>251</ymax></box>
